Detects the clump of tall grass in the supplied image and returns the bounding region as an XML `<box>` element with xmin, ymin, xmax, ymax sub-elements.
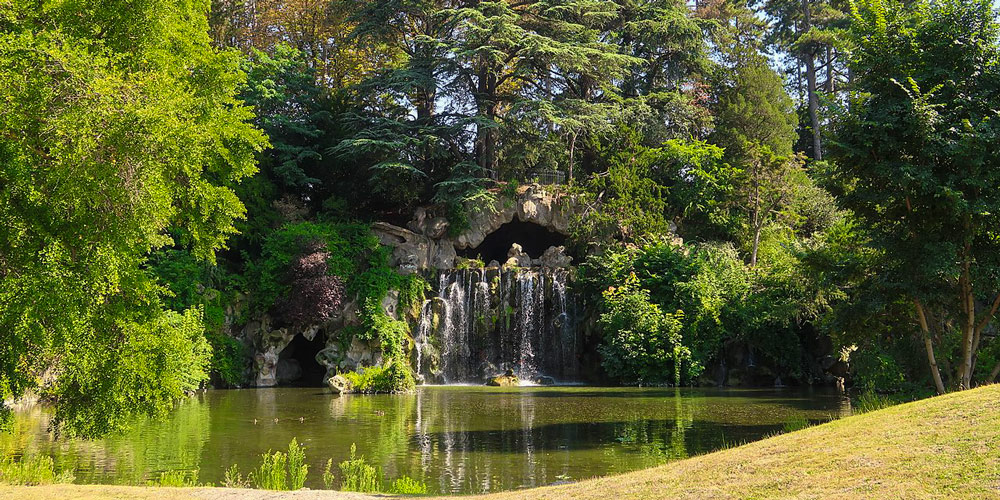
<box><xmin>229</xmin><ymin>438</ymin><xmax>310</xmax><ymax>491</ymax></box>
<box><xmin>322</xmin><ymin>458</ymin><xmax>336</xmax><ymax>490</ymax></box>
<box><xmin>853</xmin><ymin>391</ymin><xmax>901</xmax><ymax>414</ymax></box>
<box><xmin>339</xmin><ymin>443</ymin><xmax>382</xmax><ymax>492</ymax></box>
<box><xmin>287</xmin><ymin>437</ymin><xmax>308</xmax><ymax>490</ymax></box>
<box><xmin>152</xmin><ymin>469</ymin><xmax>201</xmax><ymax>487</ymax></box>
<box><xmin>254</xmin><ymin>448</ymin><xmax>287</xmax><ymax>490</ymax></box>
<box><xmin>335</xmin><ymin>443</ymin><xmax>428</xmax><ymax>494</ymax></box>
<box><xmin>223</xmin><ymin>463</ymin><xmax>250</xmax><ymax>488</ymax></box>
<box><xmin>782</xmin><ymin>415</ymin><xmax>811</xmax><ymax>433</ymax></box>
<box><xmin>0</xmin><ymin>455</ymin><xmax>74</xmax><ymax>485</ymax></box>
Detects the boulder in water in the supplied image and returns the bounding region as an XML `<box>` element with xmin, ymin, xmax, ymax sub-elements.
<box><xmin>327</xmin><ymin>374</ymin><xmax>354</xmax><ymax>394</ymax></box>
<box><xmin>534</xmin><ymin>375</ymin><xmax>557</xmax><ymax>386</ymax></box>
<box><xmin>487</xmin><ymin>369</ymin><xmax>520</xmax><ymax>387</ymax></box>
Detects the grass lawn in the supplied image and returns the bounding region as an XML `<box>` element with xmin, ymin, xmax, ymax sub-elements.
<box><xmin>3</xmin><ymin>384</ymin><xmax>999</xmax><ymax>499</ymax></box>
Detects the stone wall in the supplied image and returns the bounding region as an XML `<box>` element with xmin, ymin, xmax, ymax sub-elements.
<box><xmin>375</xmin><ymin>183</ymin><xmax>579</xmax><ymax>272</ymax></box>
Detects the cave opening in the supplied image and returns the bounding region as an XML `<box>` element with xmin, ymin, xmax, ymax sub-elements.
<box><xmin>276</xmin><ymin>331</ymin><xmax>328</xmax><ymax>387</ymax></box>
<box><xmin>457</xmin><ymin>220</ymin><xmax>569</xmax><ymax>264</ymax></box>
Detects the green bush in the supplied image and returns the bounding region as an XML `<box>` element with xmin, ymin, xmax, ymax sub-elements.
<box><xmin>206</xmin><ymin>330</ymin><xmax>250</xmax><ymax>387</ymax></box>
<box><xmin>252</xmin><ymin>438</ymin><xmax>308</xmax><ymax>491</ymax></box>
<box><xmin>339</xmin><ymin>444</ymin><xmax>382</xmax><ymax>493</ymax></box>
<box><xmin>597</xmin><ymin>274</ymin><xmax>692</xmax><ymax>385</ymax></box>
<box><xmin>389</xmin><ymin>475</ymin><xmax>429</xmax><ymax>494</ymax></box>
<box><xmin>0</xmin><ymin>455</ymin><xmax>74</xmax><ymax>485</ymax></box>
<box><xmin>341</xmin><ymin>358</ymin><xmax>416</xmax><ymax>394</ymax></box>
<box><xmin>150</xmin><ymin>249</ymin><xmax>248</xmax><ymax>388</ymax></box>
<box><xmin>254</xmin><ymin>450</ymin><xmax>287</xmax><ymax>490</ymax></box>
<box><xmin>853</xmin><ymin>351</ymin><xmax>907</xmax><ymax>393</ymax></box>
<box><xmin>358</xmin><ymin>299</ymin><xmax>410</xmax><ymax>359</ymax></box>
<box><xmin>50</xmin><ymin>307</ymin><xmax>212</xmax><ymax>437</ymax></box>
<box><xmin>252</xmin><ymin>222</ymin><xmax>415</xmax><ymax>357</ymax></box>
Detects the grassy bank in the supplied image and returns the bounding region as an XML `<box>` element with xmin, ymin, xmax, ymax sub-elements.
<box><xmin>3</xmin><ymin>384</ymin><xmax>999</xmax><ymax>499</ymax></box>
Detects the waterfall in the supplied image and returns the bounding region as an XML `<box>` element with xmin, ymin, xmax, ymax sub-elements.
<box><xmin>414</xmin><ymin>300</ymin><xmax>434</xmax><ymax>378</ymax></box>
<box><xmin>416</xmin><ymin>267</ymin><xmax>579</xmax><ymax>384</ymax></box>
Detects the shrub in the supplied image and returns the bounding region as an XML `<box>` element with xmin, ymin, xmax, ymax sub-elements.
<box><xmin>853</xmin><ymin>351</ymin><xmax>907</xmax><ymax>393</ymax></box>
<box><xmin>254</xmin><ymin>450</ymin><xmax>287</xmax><ymax>490</ymax></box>
<box><xmin>389</xmin><ymin>475</ymin><xmax>429</xmax><ymax>494</ymax></box>
<box><xmin>341</xmin><ymin>358</ymin><xmax>416</xmax><ymax>394</ymax></box>
<box><xmin>339</xmin><ymin>444</ymin><xmax>381</xmax><ymax>493</ymax></box>
<box><xmin>0</xmin><ymin>455</ymin><xmax>74</xmax><ymax>485</ymax></box>
<box><xmin>206</xmin><ymin>330</ymin><xmax>250</xmax><ymax>387</ymax></box>
<box><xmin>358</xmin><ymin>298</ymin><xmax>410</xmax><ymax>359</ymax></box>
<box><xmin>283</xmin><ymin>243</ymin><xmax>345</xmax><ymax>327</ymax></box>
<box><xmin>50</xmin><ymin>307</ymin><xmax>212</xmax><ymax>437</ymax></box>
<box><xmin>597</xmin><ymin>274</ymin><xmax>691</xmax><ymax>385</ymax></box>
<box><xmin>252</xmin><ymin>438</ymin><xmax>309</xmax><ymax>491</ymax></box>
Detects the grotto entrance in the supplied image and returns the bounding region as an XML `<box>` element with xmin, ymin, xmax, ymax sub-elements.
<box><xmin>457</xmin><ymin>220</ymin><xmax>568</xmax><ymax>264</ymax></box>
<box><xmin>275</xmin><ymin>332</ymin><xmax>327</xmax><ymax>387</ymax></box>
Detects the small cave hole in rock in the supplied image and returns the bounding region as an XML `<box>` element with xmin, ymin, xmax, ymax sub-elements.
<box><xmin>458</xmin><ymin>220</ymin><xmax>568</xmax><ymax>264</ymax></box>
<box><xmin>276</xmin><ymin>332</ymin><xmax>327</xmax><ymax>387</ymax></box>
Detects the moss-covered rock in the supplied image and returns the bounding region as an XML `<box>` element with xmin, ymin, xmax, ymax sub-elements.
<box><xmin>487</xmin><ymin>370</ymin><xmax>520</xmax><ymax>387</ymax></box>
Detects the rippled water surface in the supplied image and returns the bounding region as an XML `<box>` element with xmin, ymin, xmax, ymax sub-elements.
<box><xmin>6</xmin><ymin>386</ymin><xmax>849</xmax><ymax>494</ymax></box>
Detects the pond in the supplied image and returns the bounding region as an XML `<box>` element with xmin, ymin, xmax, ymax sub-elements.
<box><xmin>4</xmin><ymin>386</ymin><xmax>850</xmax><ymax>494</ymax></box>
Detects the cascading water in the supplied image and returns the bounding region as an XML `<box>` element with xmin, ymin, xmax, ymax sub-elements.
<box><xmin>413</xmin><ymin>266</ymin><xmax>580</xmax><ymax>384</ymax></box>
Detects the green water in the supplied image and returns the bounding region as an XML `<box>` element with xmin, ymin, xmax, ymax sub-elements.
<box><xmin>4</xmin><ymin>386</ymin><xmax>849</xmax><ymax>494</ymax></box>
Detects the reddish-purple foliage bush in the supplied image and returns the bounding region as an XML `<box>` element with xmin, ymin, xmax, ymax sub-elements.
<box><xmin>283</xmin><ymin>243</ymin><xmax>344</xmax><ymax>326</ymax></box>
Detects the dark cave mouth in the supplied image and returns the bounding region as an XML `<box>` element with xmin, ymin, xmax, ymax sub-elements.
<box><xmin>276</xmin><ymin>331</ymin><xmax>327</xmax><ymax>387</ymax></box>
<box><xmin>457</xmin><ymin>220</ymin><xmax>569</xmax><ymax>264</ymax></box>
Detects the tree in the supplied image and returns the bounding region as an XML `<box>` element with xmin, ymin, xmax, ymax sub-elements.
<box><xmin>335</xmin><ymin>0</ymin><xmax>473</xmax><ymax>211</ymax></box>
<box><xmin>209</xmin><ymin>0</ymin><xmax>390</xmax><ymax>88</ymax></box>
<box><xmin>0</xmin><ymin>0</ymin><xmax>266</xmax><ymax>435</ymax></box>
<box><xmin>832</xmin><ymin>0</ymin><xmax>1000</xmax><ymax>393</ymax></box>
<box><xmin>708</xmin><ymin>12</ymin><xmax>804</xmax><ymax>266</ymax></box>
<box><xmin>761</xmin><ymin>0</ymin><xmax>850</xmax><ymax>160</ymax></box>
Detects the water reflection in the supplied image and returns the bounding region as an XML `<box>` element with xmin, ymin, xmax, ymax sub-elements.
<box><xmin>4</xmin><ymin>386</ymin><xmax>849</xmax><ymax>494</ymax></box>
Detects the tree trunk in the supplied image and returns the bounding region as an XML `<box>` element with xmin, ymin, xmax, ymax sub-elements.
<box><xmin>958</xmin><ymin>222</ymin><xmax>977</xmax><ymax>390</ymax></box>
<box><xmin>567</xmin><ymin>132</ymin><xmax>576</xmax><ymax>186</ymax></box>
<box><xmin>915</xmin><ymin>299</ymin><xmax>947</xmax><ymax>395</ymax></box>
<box><xmin>749</xmin><ymin>162</ymin><xmax>761</xmax><ymax>267</ymax></box>
<box><xmin>474</xmin><ymin>68</ymin><xmax>499</xmax><ymax>178</ymax></box>
<box><xmin>750</xmin><ymin>222</ymin><xmax>762</xmax><ymax>268</ymax></box>
<box><xmin>825</xmin><ymin>46</ymin><xmax>834</xmax><ymax>93</ymax></box>
<box><xmin>959</xmin><ymin>265</ymin><xmax>975</xmax><ymax>390</ymax></box>
<box><xmin>802</xmin><ymin>0</ymin><xmax>823</xmax><ymax>161</ymax></box>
